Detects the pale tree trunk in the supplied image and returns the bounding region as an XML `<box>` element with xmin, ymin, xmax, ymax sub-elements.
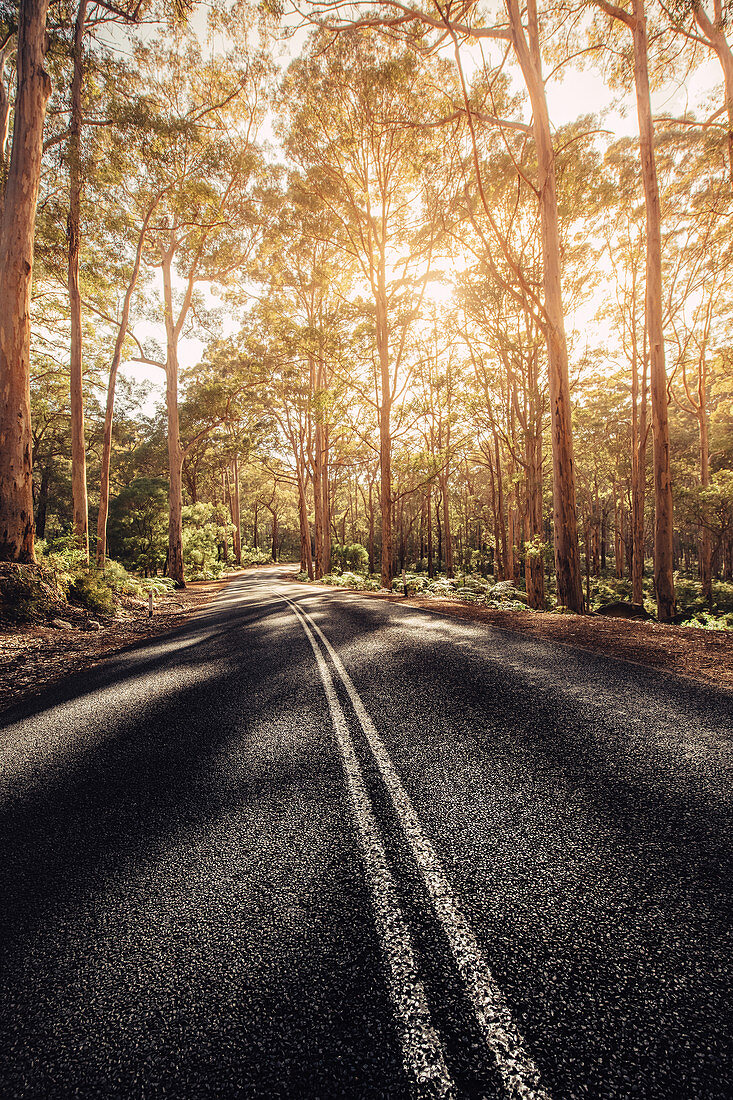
<box><xmin>631</xmin><ymin>305</ymin><xmax>648</xmax><ymax>605</ymax></box>
<box><xmin>426</xmin><ymin>482</ymin><xmax>434</xmax><ymax>577</ymax></box>
<box><xmin>96</xmin><ymin>209</ymin><xmax>152</xmax><ymax>566</ymax></box>
<box><xmin>0</xmin><ymin>39</ymin><xmax>12</xmax><ymax>182</ymax></box>
<box><xmin>441</xmin><ymin>469</ymin><xmax>453</xmax><ymax>578</ymax></box>
<box><xmin>525</xmin><ymin>433</ymin><xmax>546</xmax><ymax>608</ymax></box>
<box><xmin>699</xmin><ymin>404</ymin><xmax>712</xmax><ymax>606</ymax></box>
<box><xmin>221</xmin><ymin>470</ymin><xmax>229</xmax><ymax>564</ymax></box>
<box><xmin>295</xmin><ymin>455</ymin><xmax>313</xmax><ymax>579</ymax></box>
<box><xmin>0</xmin><ymin>0</ymin><xmax>52</xmax><ymax>562</ymax></box>
<box><xmin>493</xmin><ymin>431</ymin><xmax>509</xmax><ymax>579</ymax></box>
<box><xmin>231</xmin><ymin>455</ymin><xmax>242</xmax><ymax>565</ymax></box>
<box><xmin>271</xmin><ymin>509</ymin><xmax>279</xmax><ymax>561</ymax></box>
<box><xmin>507</xmin><ymin>0</ymin><xmax>584</xmax><ymax>612</ymax></box>
<box><xmin>631</xmin><ymin>0</ymin><xmax>675</xmax><ymax>621</ymax></box>
<box><xmin>376</xmin><ymin>284</ymin><xmax>393</xmax><ymax>588</ymax></box>
<box><xmin>693</xmin><ymin>1</ymin><xmax>733</xmax><ymax>189</ymax></box>
<box><xmin>632</xmin><ymin>354</ymin><xmax>648</xmax><ymax>605</ymax></box>
<box><xmin>322</xmin><ymin>424</ymin><xmax>331</xmax><ymax>572</ymax></box>
<box><xmin>312</xmin><ymin>356</ymin><xmax>325</xmax><ymax>578</ymax></box>
<box><xmin>68</xmin><ymin>0</ymin><xmax>88</xmax><ymax>558</ymax></box>
<box><xmin>161</xmin><ymin>244</ymin><xmax>185</xmax><ymax>586</ymax></box>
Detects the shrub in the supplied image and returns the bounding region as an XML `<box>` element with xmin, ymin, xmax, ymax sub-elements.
<box><xmin>391</xmin><ymin>572</ymin><xmax>429</xmax><ymax>595</ymax></box>
<box><xmin>241</xmin><ymin>547</ymin><xmax>272</xmax><ymax>566</ymax></box>
<box><xmin>332</xmin><ymin>543</ymin><xmax>369</xmax><ymax>574</ymax></box>
<box><xmin>0</xmin><ymin>564</ymin><xmax>54</xmax><ymax>622</ymax></box>
<box><xmin>68</xmin><ymin>570</ymin><xmax>116</xmax><ymax>616</ymax></box>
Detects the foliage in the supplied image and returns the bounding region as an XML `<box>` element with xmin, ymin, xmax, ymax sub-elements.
<box><xmin>68</xmin><ymin>571</ymin><xmax>117</xmax><ymax>616</ymax></box>
<box><xmin>241</xmin><ymin>547</ymin><xmax>272</xmax><ymax>566</ymax></box>
<box><xmin>331</xmin><ymin>542</ymin><xmax>369</xmax><ymax>574</ymax></box>
<box><xmin>108</xmin><ymin>479</ymin><xmax>169</xmax><ymax>576</ymax></box>
<box><xmin>0</xmin><ymin>565</ymin><xmax>55</xmax><ymax>623</ymax></box>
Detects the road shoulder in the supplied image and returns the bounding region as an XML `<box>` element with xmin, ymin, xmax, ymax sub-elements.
<box><xmin>287</xmin><ymin>576</ymin><xmax>733</xmax><ymax>694</ymax></box>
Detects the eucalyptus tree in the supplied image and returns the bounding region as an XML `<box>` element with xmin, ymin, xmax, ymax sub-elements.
<box><xmin>0</xmin><ymin>0</ymin><xmax>148</xmax><ymax>562</ymax></box>
<box><xmin>261</xmin><ymin>181</ymin><xmax>351</xmax><ymax>577</ymax></box>
<box><xmin>280</xmin><ymin>28</ymin><xmax>448</xmax><ymax>587</ymax></box>
<box><xmin>298</xmin><ymin>0</ymin><xmax>587</xmax><ymax>610</ymax></box>
<box><xmin>127</xmin><ymin>30</ymin><xmax>272</xmax><ymax>585</ymax></box>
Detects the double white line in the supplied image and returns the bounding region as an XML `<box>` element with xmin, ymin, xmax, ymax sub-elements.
<box><xmin>282</xmin><ymin>592</ymin><xmax>550</xmax><ymax>1100</ymax></box>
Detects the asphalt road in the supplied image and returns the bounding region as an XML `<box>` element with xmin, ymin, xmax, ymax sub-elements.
<box><xmin>1</xmin><ymin>566</ymin><xmax>731</xmax><ymax>1100</ymax></box>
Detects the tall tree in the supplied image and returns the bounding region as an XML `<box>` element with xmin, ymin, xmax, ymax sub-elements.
<box><xmin>590</xmin><ymin>0</ymin><xmax>676</xmax><ymax>619</ymax></box>
<box><xmin>0</xmin><ymin>0</ymin><xmax>51</xmax><ymax>561</ymax></box>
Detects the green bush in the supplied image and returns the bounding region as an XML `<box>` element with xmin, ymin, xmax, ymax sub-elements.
<box><xmin>68</xmin><ymin>570</ymin><xmax>116</xmax><ymax>616</ymax></box>
<box><xmin>241</xmin><ymin>547</ymin><xmax>272</xmax><ymax>566</ymax></box>
<box><xmin>332</xmin><ymin>543</ymin><xmax>369</xmax><ymax>574</ymax></box>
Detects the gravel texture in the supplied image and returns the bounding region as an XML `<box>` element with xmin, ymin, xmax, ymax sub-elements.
<box><xmin>1</xmin><ymin>567</ymin><xmax>730</xmax><ymax>1099</ymax></box>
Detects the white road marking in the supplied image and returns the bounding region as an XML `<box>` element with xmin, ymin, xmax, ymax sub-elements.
<box><xmin>284</xmin><ymin>597</ymin><xmax>457</xmax><ymax>1100</ymax></box>
<box><xmin>283</xmin><ymin>591</ymin><xmax>550</xmax><ymax>1100</ymax></box>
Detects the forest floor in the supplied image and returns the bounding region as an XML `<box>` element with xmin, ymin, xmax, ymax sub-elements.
<box><xmin>0</xmin><ymin>573</ymin><xmax>237</xmax><ymax>718</ymax></box>
<box><xmin>345</xmin><ymin>588</ymin><xmax>733</xmax><ymax>693</ymax></box>
<box><xmin>1</xmin><ymin>566</ymin><xmax>731</xmax><ymax>718</ymax></box>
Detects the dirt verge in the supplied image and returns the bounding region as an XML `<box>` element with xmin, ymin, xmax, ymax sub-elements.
<box><xmin>298</xmin><ymin>581</ymin><xmax>733</xmax><ymax>693</ymax></box>
<box><xmin>0</xmin><ymin>573</ymin><xmax>237</xmax><ymax>719</ymax></box>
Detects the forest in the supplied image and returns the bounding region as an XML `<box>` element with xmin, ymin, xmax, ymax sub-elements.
<box><xmin>1</xmin><ymin>0</ymin><xmax>733</xmax><ymax>630</ymax></box>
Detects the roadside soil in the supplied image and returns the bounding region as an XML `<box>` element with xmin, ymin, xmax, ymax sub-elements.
<box><xmin>0</xmin><ymin>572</ymin><xmax>238</xmax><ymax>718</ymax></box>
<box><xmin>289</xmin><ymin>575</ymin><xmax>733</xmax><ymax>693</ymax></box>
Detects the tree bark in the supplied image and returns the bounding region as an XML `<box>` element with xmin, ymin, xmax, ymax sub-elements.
<box><xmin>295</xmin><ymin>455</ymin><xmax>313</xmax><ymax>578</ymax></box>
<box><xmin>631</xmin><ymin>0</ymin><xmax>675</xmax><ymax>621</ymax></box>
<box><xmin>161</xmin><ymin>243</ymin><xmax>185</xmax><ymax>586</ymax></box>
<box><xmin>506</xmin><ymin>0</ymin><xmax>584</xmax><ymax>612</ymax></box>
<box><xmin>96</xmin><ymin>208</ymin><xmax>152</xmax><ymax>566</ymax></box>
<box><xmin>441</xmin><ymin>469</ymin><xmax>453</xmax><ymax>577</ymax></box>
<box><xmin>377</xmin><ymin>284</ymin><xmax>393</xmax><ymax>588</ymax></box>
<box><xmin>699</xmin><ymin>403</ymin><xmax>712</xmax><ymax>605</ymax></box>
<box><xmin>232</xmin><ymin>455</ymin><xmax>242</xmax><ymax>565</ymax></box>
<box><xmin>68</xmin><ymin>0</ymin><xmax>88</xmax><ymax>558</ymax></box>
<box><xmin>0</xmin><ymin>0</ymin><xmax>52</xmax><ymax>562</ymax></box>
<box><xmin>525</xmin><ymin>432</ymin><xmax>546</xmax><ymax>608</ymax></box>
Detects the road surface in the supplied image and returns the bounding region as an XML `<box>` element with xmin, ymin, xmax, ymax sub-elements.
<box><xmin>1</xmin><ymin>567</ymin><xmax>731</xmax><ymax>1099</ymax></box>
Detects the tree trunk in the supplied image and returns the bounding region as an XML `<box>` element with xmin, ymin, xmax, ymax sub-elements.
<box><xmin>699</xmin><ymin>404</ymin><xmax>712</xmax><ymax>606</ymax></box>
<box><xmin>232</xmin><ymin>455</ymin><xmax>242</xmax><ymax>565</ymax></box>
<box><xmin>161</xmin><ymin>245</ymin><xmax>185</xmax><ymax>587</ymax></box>
<box><xmin>221</xmin><ymin>470</ymin><xmax>229</xmax><ymax>564</ymax></box>
<box><xmin>96</xmin><ymin>210</ymin><xmax>151</xmax><ymax>566</ymax></box>
<box><xmin>312</xmin><ymin>356</ymin><xmax>325</xmax><ymax>578</ymax></box>
<box><xmin>271</xmin><ymin>510</ymin><xmax>279</xmax><ymax>562</ymax></box>
<box><xmin>0</xmin><ymin>0</ymin><xmax>52</xmax><ymax>562</ymax></box>
<box><xmin>441</xmin><ymin>470</ymin><xmax>453</xmax><ymax>577</ymax></box>
<box><xmin>427</xmin><ymin>483</ymin><xmax>434</xmax><ymax>578</ymax></box>
<box><xmin>693</xmin><ymin>0</ymin><xmax>733</xmax><ymax>189</ymax></box>
<box><xmin>68</xmin><ymin>0</ymin><xmax>88</xmax><ymax>559</ymax></box>
<box><xmin>631</xmin><ymin>0</ymin><xmax>675</xmax><ymax>621</ymax></box>
<box><xmin>295</xmin><ymin>456</ymin><xmax>313</xmax><ymax>579</ymax></box>
<box><xmin>507</xmin><ymin>0</ymin><xmax>584</xmax><ymax>612</ymax></box>
<box><xmin>35</xmin><ymin>458</ymin><xmax>51</xmax><ymax>540</ymax></box>
<box><xmin>322</xmin><ymin>426</ymin><xmax>331</xmax><ymax>573</ymax></box>
<box><xmin>377</xmin><ymin>283</ymin><xmax>393</xmax><ymax>588</ymax></box>
<box><xmin>493</xmin><ymin>431</ymin><xmax>509</xmax><ymax>580</ymax></box>
<box><xmin>525</xmin><ymin>433</ymin><xmax>545</xmax><ymax>609</ymax></box>
<box><xmin>632</xmin><ymin>340</ymin><xmax>648</xmax><ymax>605</ymax></box>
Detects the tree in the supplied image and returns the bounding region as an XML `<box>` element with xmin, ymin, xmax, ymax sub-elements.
<box><xmin>281</xmin><ymin>28</ymin><xmax>445</xmax><ymax>587</ymax></box>
<box><xmin>0</xmin><ymin>0</ymin><xmax>52</xmax><ymax>561</ymax></box>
